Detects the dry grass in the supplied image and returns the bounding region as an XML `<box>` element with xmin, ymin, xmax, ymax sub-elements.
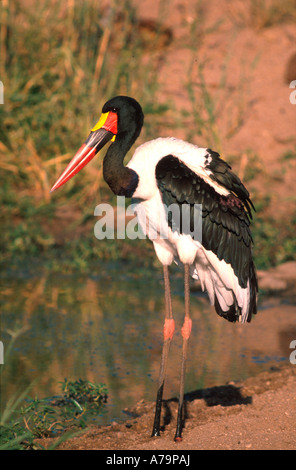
<box><xmin>227</xmin><ymin>0</ymin><xmax>296</xmax><ymax>30</ymax></box>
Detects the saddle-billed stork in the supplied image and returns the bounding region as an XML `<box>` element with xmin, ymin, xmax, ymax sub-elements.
<box><xmin>51</xmin><ymin>95</ymin><xmax>258</xmax><ymax>441</ymax></box>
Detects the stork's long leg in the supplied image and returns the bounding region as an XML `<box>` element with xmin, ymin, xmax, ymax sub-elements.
<box><xmin>174</xmin><ymin>264</ymin><xmax>192</xmax><ymax>441</ymax></box>
<box><xmin>151</xmin><ymin>265</ymin><xmax>175</xmax><ymax>437</ymax></box>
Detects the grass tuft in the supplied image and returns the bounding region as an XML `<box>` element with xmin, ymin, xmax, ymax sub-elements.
<box><xmin>0</xmin><ymin>376</ymin><xmax>108</xmax><ymax>450</ymax></box>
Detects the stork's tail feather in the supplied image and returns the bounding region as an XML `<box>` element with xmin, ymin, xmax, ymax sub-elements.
<box><xmin>195</xmin><ymin>254</ymin><xmax>258</xmax><ymax>324</ymax></box>
<box><xmin>247</xmin><ymin>259</ymin><xmax>258</xmax><ymax>320</ymax></box>
<box><xmin>212</xmin><ymin>259</ymin><xmax>258</xmax><ymax>323</ymax></box>
<box><xmin>214</xmin><ymin>294</ymin><xmax>241</xmax><ymax>323</ymax></box>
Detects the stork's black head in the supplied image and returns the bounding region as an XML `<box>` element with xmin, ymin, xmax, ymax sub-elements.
<box><xmin>102</xmin><ymin>95</ymin><xmax>144</xmax><ymax>143</ymax></box>
<box><xmin>50</xmin><ymin>96</ymin><xmax>144</xmax><ymax>192</ymax></box>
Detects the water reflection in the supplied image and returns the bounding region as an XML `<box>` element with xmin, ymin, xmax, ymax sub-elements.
<box><xmin>1</xmin><ymin>264</ymin><xmax>295</xmax><ymax>424</ymax></box>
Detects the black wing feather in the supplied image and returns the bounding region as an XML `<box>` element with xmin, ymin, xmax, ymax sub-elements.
<box><xmin>155</xmin><ymin>153</ymin><xmax>257</xmax><ymax>297</ymax></box>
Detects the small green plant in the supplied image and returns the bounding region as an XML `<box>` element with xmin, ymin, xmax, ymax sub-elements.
<box><xmin>281</xmin><ymin>148</ymin><xmax>296</xmax><ymax>161</ymax></box>
<box><xmin>0</xmin><ymin>378</ymin><xmax>108</xmax><ymax>450</ymax></box>
<box><xmin>61</xmin><ymin>378</ymin><xmax>108</xmax><ymax>407</ymax></box>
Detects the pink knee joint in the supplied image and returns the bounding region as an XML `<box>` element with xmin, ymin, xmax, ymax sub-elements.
<box><xmin>164</xmin><ymin>318</ymin><xmax>175</xmax><ymax>341</ymax></box>
<box><xmin>181</xmin><ymin>317</ymin><xmax>192</xmax><ymax>340</ymax></box>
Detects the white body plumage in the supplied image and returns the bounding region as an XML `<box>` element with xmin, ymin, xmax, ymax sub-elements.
<box><xmin>127</xmin><ymin>137</ymin><xmax>251</xmax><ymax>323</ymax></box>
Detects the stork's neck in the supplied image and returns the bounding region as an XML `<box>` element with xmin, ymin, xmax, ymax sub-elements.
<box><xmin>103</xmin><ymin>137</ymin><xmax>139</xmax><ymax>198</ymax></box>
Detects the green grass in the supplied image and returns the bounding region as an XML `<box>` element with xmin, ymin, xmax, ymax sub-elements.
<box><xmin>281</xmin><ymin>148</ymin><xmax>296</xmax><ymax>161</ymax></box>
<box><xmin>1</xmin><ymin>330</ymin><xmax>107</xmax><ymax>450</ymax></box>
<box><xmin>252</xmin><ymin>212</ymin><xmax>296</xmax><ymax>268</ymax></box>
<box><xmin>0</xmin><ymin>377</ymin><xmax>108</xmax><ymax>450</ymax></box>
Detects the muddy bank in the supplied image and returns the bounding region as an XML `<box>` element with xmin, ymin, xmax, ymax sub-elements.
<box><xmin>38</xmin><ymin>364</ymin><xmax>295</xmax><ymax>450</ymax></box>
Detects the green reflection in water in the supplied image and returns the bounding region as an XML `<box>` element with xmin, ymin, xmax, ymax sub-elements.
<box><xmin>1</xmin><ymin>263</ymin><xmax>289</xmax><ymax>425</ymax></box>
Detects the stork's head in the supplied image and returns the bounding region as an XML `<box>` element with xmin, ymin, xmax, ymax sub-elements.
<box><xmin>50</xmin><ymin>96</ymin><xmax>143</xmax><ymax>192</ymax></box>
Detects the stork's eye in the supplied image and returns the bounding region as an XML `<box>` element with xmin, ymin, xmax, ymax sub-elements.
<box><xmin>110</xmin><ymin>107</ymin><xmax>118</xmax><ymax>113</ymax></box>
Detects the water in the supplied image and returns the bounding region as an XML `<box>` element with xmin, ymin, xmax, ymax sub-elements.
<box><xmin>1</xmin><ymin>263</ymin><xmax>295</xmax><ymax>425</ymax></box>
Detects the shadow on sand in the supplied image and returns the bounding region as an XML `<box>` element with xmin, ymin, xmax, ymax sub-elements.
<box><xmin>161</xmin><ymin>384</ymin><xmax>252</xmax><ymax>432</ymax></box>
